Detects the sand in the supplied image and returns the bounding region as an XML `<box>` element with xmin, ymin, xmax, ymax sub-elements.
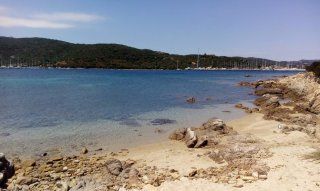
<box><xmin>114</xmin><ymin>113</ymin><xmax>320</xmax><ymax>191</ymax></box>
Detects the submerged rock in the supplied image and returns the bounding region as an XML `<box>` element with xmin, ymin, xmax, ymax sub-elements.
<box><xmin>186</xmin><ymin>97</ymin><xmax>196</xmax><ymax>104</ymax></box>
<box><xmin>151</xmin><ymin>119</ymin><xmax>176</xmax><ymax>126</ymax></box>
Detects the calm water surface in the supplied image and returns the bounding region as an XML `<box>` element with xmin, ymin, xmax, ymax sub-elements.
<box><xmin>0</xmin><ymin>69</ymin><xmax>300</xmax><ymax>157</ymax></box>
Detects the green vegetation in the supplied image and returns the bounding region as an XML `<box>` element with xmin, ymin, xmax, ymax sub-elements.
<box><xmin>306</xmin><ymin>61</ymin><xmax>320</xmax><ymax>78</ymax></box>
<box><xmin>0</xmin><ymin>36</ymin><xmax>307</xmax><ymax>69</ymax></box>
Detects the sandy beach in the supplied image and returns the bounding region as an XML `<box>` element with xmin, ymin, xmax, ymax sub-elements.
<box><xmin>2</xmin><ymin>72</ymin><xmax>320</xmax><ymax>191</ymax></box>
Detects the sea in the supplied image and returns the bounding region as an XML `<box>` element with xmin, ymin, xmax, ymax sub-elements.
<box><xmin>0</xmin><ymin>68</ymin><xmax>300</xmax><ymax>157</ymax></box>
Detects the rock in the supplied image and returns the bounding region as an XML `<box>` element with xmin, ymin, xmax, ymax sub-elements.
<box><xmin>188</xmin><ymin>170</ymin><xmax>197</xmax><ymax>177</ymax></box>
<box><xmin>62</xmin><ymin>166</ymin><xmax>68</xmax><ymax>172</ymax></box>
<box><xmin>121</xmin><ymin>159</ymin><xmax>136</xmax><ymax>170</ymax></box>
<box><xmin>151</xmin><ymin>119</ymin><xmax>176</xmax><ymax>126</ymax></box>
<box><xmin>242</xmin><ymin>176</ymin><xmax>255</xmax><ymax>181</ymax></box>
<box><xmin>252</xmin><ymin>171</ymin><xmax>259</xmax><ymax>179</ymax></box>
<box><xmin>106</xmin><ymin>159</ymin><xmax>123</xmax><ymax>176</ymax></box>
<box><xmin>194</xmin><ymin>135</ymin><xmax>208</xmax><ymax>148</ymax></box>
<box><xmin>255</xmin><ymin>88</ymin><xmax>283</xmax><ymax>96</ymax></box>
<box><xmin>0</xmin><ymin>153</ymin><xmax>14</xmax><ymax>187</ymax></box>
<box><xmin>202</xmin><ymin>118</ymin><xmax>225</xmax><ymax>131</ymax></box>
<box><xmin>50</xmin><ymin>156</ymin><xmax>63</xmax><ymax>162</ymax></box>
<box><xmin>169</xmin><ymin>128</ymin><xmax>186</xmax><ymax>140</ymax></box>
<box><xmin>81</xmin><ymin>147</ymin><xmax>88</xmax><ymax>154</ymax></box>
<box><xmin>185</xmin><ymin>128</ymin><xmax>197</xmax><ymax>148</ymax></box>
<box><xmin>238</xmin><ymin>81</ymin><xmax>253</xmax><ymax>87</ymax></box>
<box><xmin>154</xmin><ymin>128</ymin><xmax>165</xmax><ymax>133</ymax></box>
<box><xmin>56</xmin><ymin>181</ymin><xmax>69</xmax><ymax>191</ymax></box>
<box><xmin>0</xmin><ymin>173</ymin><xmax>3</xmax><ymax>184</ymax></box>
<box><xmin>308</xmin><ymin>93</ymin><xmax>320</xmax><ymax>114</ymax></box>
<box><xmin>16</xmin><ymin>176</ymin><xmax>36</xmax><ymax>185</ymax></box>
<box><xmin>315</xmin><ymin>129</ymin><xmax>320</xmax><ymax>141</ymax></box>
<box><xmin>265</xmin><ymin>96</ymin><xmax>280</xmax><ymax>108</ymax></box>
<box><xmin>21</xmin><ymin>159</ymin><xmax>36</xmax><ymax>168</ymax></box>
<box><xmin>186</xmin><ymin>97</ymin><xmax>196</xmax><ymax>104</ymax></box>
<box><xmin>258</xmin><ymin>175</ymin><xmax>268</xmax><ymax>180</ymax></box>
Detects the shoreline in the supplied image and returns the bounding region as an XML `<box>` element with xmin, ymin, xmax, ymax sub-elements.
<box><xmin>0</xmin><ymin>66</ymin><xmax>305</xmax><ymax>72</ymax></box>
<box><xmin>2</xmin><ymin>72</ymin><xmax>320</xmax><ymax>191</ymax></box>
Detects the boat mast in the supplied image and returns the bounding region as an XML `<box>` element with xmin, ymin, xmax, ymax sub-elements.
<box><xmin>197</xmin><ymin>49</ymin><xmax>200</xmax><ymax>68</ymax></box>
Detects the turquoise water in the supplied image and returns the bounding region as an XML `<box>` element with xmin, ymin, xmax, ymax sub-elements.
<box><xmin>0</xmin><ymin>69</ymin><xmax>299</xmax><ymax>157</ymax></box>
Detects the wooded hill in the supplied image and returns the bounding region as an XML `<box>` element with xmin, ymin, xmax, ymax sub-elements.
<box><xmin>0</xmin><ymin>36</ymin><xmax>309</xmax><ymax>69</ymax></box>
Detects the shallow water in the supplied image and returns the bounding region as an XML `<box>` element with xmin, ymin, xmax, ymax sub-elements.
<box><xmin>0</xmin><ymin>69</ymin><xmax>299</xmax><ymax>157</ymax></box>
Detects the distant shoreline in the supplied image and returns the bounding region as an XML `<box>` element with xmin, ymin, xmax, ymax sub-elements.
<box><xmin>0</xmin><ymin>66</ymin><xmax>306</xmax><ymax>72</ymax></box>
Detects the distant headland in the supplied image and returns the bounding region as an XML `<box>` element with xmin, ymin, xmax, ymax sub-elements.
<box><xmin>0</xmin><ymin>36</ymin><xmax>316</xmax><ymax>70</ymax></box>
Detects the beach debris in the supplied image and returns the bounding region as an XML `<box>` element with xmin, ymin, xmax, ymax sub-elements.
<box><xmin>186</xmin><ymin>97</ymin><xmax>196</xmax><ymax>103</ymax></box>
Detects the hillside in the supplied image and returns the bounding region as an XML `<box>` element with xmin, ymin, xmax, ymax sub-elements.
<box><xmin>0</xmin><ymin>37</ymin><xmax>309</xmax><ymax>69</ymax></box>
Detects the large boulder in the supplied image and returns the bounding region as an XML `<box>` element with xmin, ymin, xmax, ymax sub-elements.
<box><xmin>0</xmin><ymin>153</ymin><xmax>14</xmax><ymax>187</ymax></box>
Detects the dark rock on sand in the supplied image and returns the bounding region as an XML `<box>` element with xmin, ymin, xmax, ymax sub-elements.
<box><xmin>151</xmin><ymin>119</ymin><xmax>176</xmax><ymax>126</ymax></box>
<box><xmin>0</xmin><ymin>153</ymin><xmax>14</xmax><ymax>187</ymax></box>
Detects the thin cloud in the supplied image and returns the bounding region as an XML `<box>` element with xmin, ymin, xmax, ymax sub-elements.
<box><xmin>0</xmin><ymin>16</ymin><xmax>73</xmax><ymax>29</ymax></box>
<box><xmin>34</xmin><ymin>12</ymin><xmax>104</xmax><ymax>22</ymax></box>
<box><xmin>0</xmin><ymin>6</ymin><xmax>104</xmax><ymax>29</ymax></box>
<box><xmin>0</xmin><ymin>6</ymin><xmax>9</xmax><ymax>13</ymax></box>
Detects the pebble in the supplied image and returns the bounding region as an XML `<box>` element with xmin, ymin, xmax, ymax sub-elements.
<box><xmin>252</xmin><ymin>171</ymin><xmax>259</xmax><ymax>178</ymax></box>
<box><xmin>259</xmin><ymin>175</ymin><xmax>268</xmax><ymax>180</ymax></box>
<box><xmin>81</xmin><ymin>147</ymin><xmax>88</xmax><ymax>154</ymax></box>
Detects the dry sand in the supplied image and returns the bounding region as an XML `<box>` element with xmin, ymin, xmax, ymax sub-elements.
<box><xmin>116</xmin><ymin>113</ymin><xmax>320</xmax><ymax>191</ymax></box>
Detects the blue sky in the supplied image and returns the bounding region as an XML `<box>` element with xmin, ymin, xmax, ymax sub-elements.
<box><xmin>0</xmin><ymin>0</ymin><xmax>319</xmax><ymax>61</ymax></box>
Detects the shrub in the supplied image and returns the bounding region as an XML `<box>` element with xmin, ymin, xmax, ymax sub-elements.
<box><xmin>306</xmin><ymin>61</ymin><xmax>320</xmax><ymax>78</ymax></box>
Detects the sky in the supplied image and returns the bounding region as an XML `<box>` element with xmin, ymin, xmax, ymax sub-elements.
<box><xmin>0</xmin><ymin>0</ymin><xmax>319</xmax><ymax>61</ymax></box>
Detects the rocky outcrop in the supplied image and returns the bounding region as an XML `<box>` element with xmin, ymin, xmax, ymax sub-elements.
<box><xmin>169</xmin><ymin>118</ymin><xmax>233</xmax><ymax>148</ymax></box>
<box><xmin>0</xmin><ymin>153</ymin><xmax>14</xmax><ymax>188</ymax></box>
